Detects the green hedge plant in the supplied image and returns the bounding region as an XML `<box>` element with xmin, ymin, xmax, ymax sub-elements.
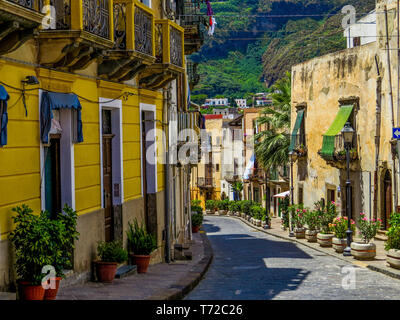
<box><xmin>192</xmin><ymin>213</ymin><xmax>204</xmax><ymax>227</ymax></box>
<box><xmin>97</xmin><ymin>240</ymin><xmax>128</xmax><ymax>263</ymax></box>
<box><xmin>127</xmin><ymin>219</ymin><xmax>157</xmax><ymax>256</ymax></box>
<box><xmin>385</xmin><ymin>212</ymin><xmax>400</xmax><ymax>251</ymax></box>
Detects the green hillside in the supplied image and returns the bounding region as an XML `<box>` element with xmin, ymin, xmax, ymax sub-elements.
<box><xmin>190</xmin><ymin>0</ymin><xmax>375</xmax><ymax>103</ymax></box>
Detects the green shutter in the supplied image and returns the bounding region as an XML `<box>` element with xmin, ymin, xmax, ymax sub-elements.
<box><xmin>289</xmin><ymin>109</ymin><xmax>304</xmax><ymax>151</ymax></box>
<box><xmin>320</xmin><ymin>105</ymin><xmax>354</xmax><ymax>160</ymax></box>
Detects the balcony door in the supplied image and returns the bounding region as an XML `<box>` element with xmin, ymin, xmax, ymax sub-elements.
<box><xmin>383</xmin><ymin>170</ymin><xmax>392</xmax><ymax>230</ymax></box>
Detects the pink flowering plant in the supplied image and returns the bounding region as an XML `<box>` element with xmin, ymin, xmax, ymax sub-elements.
<box><xmin>357</xmin><ymin>213</ymin><xmax>381</xmax><ymax>244</ymax></box>
<box><xmin>288</xmin><ymin>204</ymin><xmax>306</xmax><ymax>229</ymax></box>
<box><xmin>329</xmin><ymin>216</ymin><xmax>355</xmax><ymax>239</ymax></box>
<box><xmin>304</xmin><ymin>210</ymin><xmax>320</xmax><ymax>231</ymax></box>
<box><xmin>317</xmin><ymin>201</ymin><xmax>338</xmax><ymax>234</ymax></box>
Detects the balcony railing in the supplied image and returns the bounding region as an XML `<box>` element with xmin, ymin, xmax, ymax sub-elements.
<box><xmin>8</xmin><ymin>0</ymin><xmax>37</xmax><ymax>9</ymax></box>
<box><xmin>292</xmin><ymin>134</ymin><xmax>307</xmax><ymax>157</ymax></box>
<box><xmin>197</xmin><ymin>177</ymin><xmax>215</xmax><ymax>188</ymax></box>
<box><xmin>187</xmin><ymin>60</ymin><xmax>200</xmax><ymax>88</ymax></box>
<box><xmin>154</xmin><ymin>19</ymin><xmax>184</xmax><ymax>68</ymax></box>
<box><xmin>39</xmin><ymin>0</ymin><xmax>112</xmax><ymax>40</ymax></box>
<box><xmin>113</xmin><ymin>0</ymin><xmax>153</xmax><ymax>55</ymax></box>
<box><xmin>319</xmin><ymin>133</ymin><xmax>359</xmax><ymax>163</ymax></box>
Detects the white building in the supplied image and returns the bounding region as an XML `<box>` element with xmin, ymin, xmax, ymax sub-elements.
<box><xmin>235</xmin><ymin>99</ymin><xmax>247</xmax><ymax>108</ymax></box>
<box><xmin>344</xmin><ymin>10</ymin><xmax>376</xmax><ymax>49</ymax></box>
<box><xmin>204</xmin><ymin>98</ymin><xmax>229</xmax><ymax>107</ymax></box>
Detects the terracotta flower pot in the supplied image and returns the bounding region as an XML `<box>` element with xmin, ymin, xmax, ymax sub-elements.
<box><xmin>132</xmin><ymin>254</ymin><xmax>151</xmax><ymax>273</ymax></box>
<box><xmin>332</xmin><ymin>238</ymin><xmax>347</xmax><ymax>253</ymax></box>
<box><xmin>96</xmin><ymin>261</ymin><xmax>118</xmax><ymax>283</ymax></box>
<box><xmin>351</xmin><ymin>242</ymin><xmax>376</xmax><ymax>260</ymax></box>
<box><xmin>317</xmin><ymin>233</ymin><xmax>334</xmax><ymax>247</ymax></box>
<box><xmin>387</xmin><ymin>249</ymin><xmax>400</xmax><ymax>269</ymax></box>
<box><xmin>305</xmin><ymin>230</ymin><xmax>318</xmax><ymax>242</ymax></box>
<box><xmin>43</xmin><ymin>277</ymin><xmax>62</xmax><ymax>300</ymax></box>
<box><xmin>18</xmin><ymin>282</ymin><xmax>45</xmax><ymax>300</ymax></box>
<box><xmin>295</xmin><ymin>228</ymin><xmax>306</xmax><ymax>239</ymax></box>
<box><xmin>192</xmin><ymin>225</ymin><xmax>200</xmax><ymax>233</ymax></box>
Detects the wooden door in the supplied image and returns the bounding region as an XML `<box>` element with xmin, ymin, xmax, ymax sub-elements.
<box><xmin>384</xmin><ymin>171</ymin><xmax>392</xmax><ymax>230</ymax></box>
<box><xmin>103</xmin><ymin>134</ymin><xmax>114</xmax><ymax>242</ymax></box>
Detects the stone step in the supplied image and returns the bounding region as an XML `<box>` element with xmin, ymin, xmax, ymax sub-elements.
<box><xmin>115</xmin><ymin>265</ymin><xmax>137</xmax><ymax>279</ymax></box>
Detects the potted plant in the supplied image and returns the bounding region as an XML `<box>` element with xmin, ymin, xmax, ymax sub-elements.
<box><xmin>385</xmin><ymin>212</ymin><xmax>400</xmax><ymax>269</ymax></box>
<box><xmin>331</xmin><ymin>216</ymin><xmax>355</xmax><ymax>253</ymax></box>
<box><xmin>9</xmin><ymin>205</ymin><xmax>54</xmax><ymax>300</ymax></box>
<box><xmin>43</xmin><ymin>205</ymin><xmax>79</xmax><ymax>300</ymax></box>
<box><xmin>290</xmin><ymin>205</ymin><xmax>306</xmax><ymax>239</ymax></box>
<box><xmin>250</xmin><ymin>205</ymin><xmax>263</xmax><ymax>227</ymax></box>
<box><xmin>96</xmin><ymin>240</ymin><xmax>128</xmax><ymax>283</ymax></box>
<box><xmin>191</xmin><ymin>199</ymin><xmax>203</xmax><ymax>215</ymax></box>
<box><xmin>127</xmin><ymin>219</ymin><xmax>157</xmax><ymax>273</ymax></box>
<box><xmin>304</xmin><ymin>209</ymin><xmax>319</xmax><ymax>242</ymax></box>
<box><xmin>240</xmin><ymin>200</ymin><xmax>252</xmax><ymax>220</ymax></box>
<box><xmin>351</xmin><ymin>213</ymin><xmax>381</xmax><ymax>260</ymax></box>
<box><xmin>218</xmin><ymin>199</ymin><xmax>229</xmax><ymax>215</ymax></box>
<box><xmin>205</xmin><ymin>200</ymin><xmax>215</xmax><ymax>214</ymax></box>
<box><xmin>317</xmin><ymin>201</ymin><xmax>338</xmax><ymax>247</ymax></box>
<box><xmin>191</xmin><ymin>213</ymin><xmax>204</xmax><ymax>233</ymax></box>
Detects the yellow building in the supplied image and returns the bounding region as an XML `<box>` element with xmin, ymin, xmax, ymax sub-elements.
<box><xmin>0</xmin><ymin>0</ymin><xmax>204</xmax><ymax>291</ymax></box>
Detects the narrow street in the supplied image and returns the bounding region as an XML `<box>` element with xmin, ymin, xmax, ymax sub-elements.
<box><xmin>186</xmin><ymin>216</ymin><xmax>400</xmax><ymax>300</ymax></box>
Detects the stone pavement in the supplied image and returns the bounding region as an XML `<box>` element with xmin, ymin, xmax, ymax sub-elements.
<box><xmin>0</xmin><ymin>232</ymin><xmax>213</xmax><ymax>300</ymax></box>
<box><xmin>226</xmin><ymin>214</ymin><xmax>400</xmax><ymax>280</ymax></box>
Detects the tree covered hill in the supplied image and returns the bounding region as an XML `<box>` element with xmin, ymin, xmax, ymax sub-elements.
<box><xmin>190</xmin><ymin>0</ymin><xmax>375</xmax><ymax>104</ymax></box>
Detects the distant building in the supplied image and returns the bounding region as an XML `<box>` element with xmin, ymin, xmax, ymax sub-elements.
<box><xmin>344</xmin><ymin>10</ymin><xmax>376</xmax><ymax>49</ymax></box>
<box><xmin>204</xmin><ymin>98</ymin><xmax>229</xmax><ymax>107</ymax></box>
<box><xmin>253</xmin><ymin>93</ymin><xmax>272</xmax><ymax>107</ymax></box>
<box><xmin>235</xmin><ymin>99</ymin><xmax>247</xmax><ymax>108</ymax></box>
<box><xmin>213</xmin><ymin>107</ymin><xmax>240</xmax><ymax>119</ymax></box>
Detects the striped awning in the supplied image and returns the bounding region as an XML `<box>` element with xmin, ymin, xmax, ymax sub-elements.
<box><xmin>289</xmin><ymin>109</ymin><xmax>304</xmax><ymax>151</ymax></box>
<box><xmin>320</xmin><ymin>105</ymin><xmax>354</xmax><ymax>160</ymax></box>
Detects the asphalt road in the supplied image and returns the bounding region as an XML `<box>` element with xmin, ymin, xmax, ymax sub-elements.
<box><xmin>185</xmin><ymin>215</ymin><xmax>400</xmax><ymax>300</ymax></box>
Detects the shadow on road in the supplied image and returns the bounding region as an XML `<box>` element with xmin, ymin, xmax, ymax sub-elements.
<box><xmin>194</xmin><ymin>218</ymin><xmax>313</xmax><ymax>299</ymax></box>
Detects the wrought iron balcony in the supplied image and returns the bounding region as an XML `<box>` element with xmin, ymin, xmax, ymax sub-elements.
<box><xmin>291</xmin><ymin>134</ymin><xmax>307</xmax><ymax>158</ymax></box>
<box><xmin>177</xmin><ymin>0</ymin><xmax>206</xmax><ymax>54</ymax></box>
<box><xmin>187</xmin><ymin>60</ymin><xmax>200</xmax><ymax>90</ymax></box>
<box><xmin>0</xmin><ymin>0</ymin><xmax>44</xmax><ymax>55</ymax></box>
<box><xmin>98</xmin><ymin>0</ymin><xmax>155</xmax><ymax>81</ymax></box>
<box><xmin>224</xmin><ymin>171</ymin><xmax>239</xmax><ymax>183</ymax></box>
<box><xmin>139</xmin><ymin>19</ymin><xmax>184</xmax><ymax>90</ymax></box>
<box><xmin>197</xmin><ymin>177</ymin><xmax>215</xmax><ymax>188</ymax></box>
<box><xmin>318</xmin><ymin>133</ymin><xmax>359</xmax><ymax>170</ymax></box>
<box><xmin>38</xmin><ymin>0</ymin><xmax>114</xmax><ymax>71</ymax></box>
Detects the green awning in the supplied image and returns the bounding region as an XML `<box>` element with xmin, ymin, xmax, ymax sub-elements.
<box><xmin>320</xmin><ymin>105</ymin><xmax>354</xmax><ymax>160</ymax></box>
<box><xmin>289</xmin><ymin>109</ymin><xmax>304</xmax><ymax>151</ymax></box>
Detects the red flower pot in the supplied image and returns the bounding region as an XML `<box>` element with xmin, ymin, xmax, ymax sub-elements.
<box><xmin>132</xmin><ymin>254</ymin><xmax>151</xmax><ymax>274</ymax></box>
<box><xmin>192</xmin><ymin>225</ymin><xmax>200</xmax><ymax>233</ymax></box>
<box><xmin>18</xmin><ymin>282</ymin><xmax>45</xmax><ymax>300</ymax></box>
<box><xmin>96</xmin><ymin>261</ymin><xmax>118</xmax><ymax>283</ymax></box>
<box><xmin>43</xmin><ymin>277</ymin><xmax>62</xmax><ymax>300</ymax></box>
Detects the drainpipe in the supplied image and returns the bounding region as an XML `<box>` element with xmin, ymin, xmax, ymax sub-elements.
<box><xmin>163</xmin><ymin>86</ymin><xmax>171</xmax><ymax>263</ymax></box>
<box><xmin>374</xmin><ymin>55</ymin><xmax>382</xmax><ymax>221</ymax></box>
<box><xmin>385</xmin><ymin>6</ymin><xmax>398</xmax><ymax>211</ymax></box>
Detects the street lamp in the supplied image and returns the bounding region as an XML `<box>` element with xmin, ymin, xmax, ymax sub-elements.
<box><xmin>264</xmin><ymin>171</ymin><xmax>270</xmax><ymax>229</ymax></box>
<box><xmin>289</xmin><ymin>151</ymin><xmax>298</xmax><ymax>237</ymax></box>
<box><xmin>342</xmin><ymin>122</ymin><xmax>355</xmax><ymax>256</ymax></box>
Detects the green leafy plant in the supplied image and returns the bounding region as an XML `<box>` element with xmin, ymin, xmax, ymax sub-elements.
<box><xmin>192</xmin><ymin>213</ymin><xmax>204</xmax><ymax>227</ymax></box>
<box><xmin>330</xmin><ymin>216</ymin><xmax>355</xmax><ymax>239</ymax></box>
<box><xmin>205</xmin><ymin>200</ymin><xmax>215</xmax><ymax>211</ymax></box>
<box><xmin>250</xmin><ymin>205</ymin><xmax>264</xmax><ymax>220</ymax></box>
<box><xmin>228</xmin><ymin>201</ymin><xmax>241</xmax><ymax>213</ymax></box>
<box><xmin>240</xmin><ymin>200</ymin><xmax>253</xmax><ymax>215</ymax></box>
<box><xmin>304</xmin><ymin>210</ymin><xmax>320</xmax><ymax>231</ymax></box>
<box><xmin>97</xmin><ymin>240</ymin><xmax>128</xmax><ymax>263</ymax></box>
<box><xmin>317</xmin><ymin>201</ymin><xmax>338</xmax><ymax>234</ymax></box>
<box><xmin>385</xmin><ymin>212</ymin><xmax>400</xmax><ymax>251</ymax></box>
<box><xmin>9</xmin><ymin>205</ymin><xmax>53</xmax><ymax>285</ymax></box>
<box><xmin>288</xmin><ymin>204</ymin><xmax>306</xmax><ymax>229</ymax></box>
<box><xmin>127</xmin><ymin>219</ymin><xmax>157</xmax><ymax>256</ymax></box>
<box><xmin>218</xmin><ymin>199</ymin><xmax>230</xmax><ymax>211</ymax></box>
<box><xmin>191</xmin><ymin>199</ymin><xmax>203</xmax><ymax>215</ymax></box>
<box><xmin>357</xmin><ymin>213</ymin><xmax>381</xmax><ymax>244</ymax></box>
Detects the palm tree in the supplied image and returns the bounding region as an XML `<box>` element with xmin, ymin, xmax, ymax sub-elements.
<box><xmin>254</xmin><ymin>71</ymin><xmax>291</xmax><ymax>171</ymax></box>
<box><xmin>231</xmin><ymin>181</ymin><xmax>243</xmax><ymax>200</ymax></box>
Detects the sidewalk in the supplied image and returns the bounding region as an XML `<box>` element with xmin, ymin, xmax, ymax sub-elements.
<box><xmin>0</xmin><ymin>232</ymin><xmax>213</xmax><ymax>300</ymax></box>
<box><xmin>226</xmin><ymin>214</ymin><xmax>400</xmax><ymax>280</ymax></box>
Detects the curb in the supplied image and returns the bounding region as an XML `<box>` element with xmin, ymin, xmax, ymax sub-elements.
<box><xmin>147</xmin><ymin>232</ymin><xmax>214</xmax><ymax>300</ymax></box>
<box><xmin>208</xmin><ymin>214</ymin><xmax>400</xmax><ymax>281</ymax></box>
